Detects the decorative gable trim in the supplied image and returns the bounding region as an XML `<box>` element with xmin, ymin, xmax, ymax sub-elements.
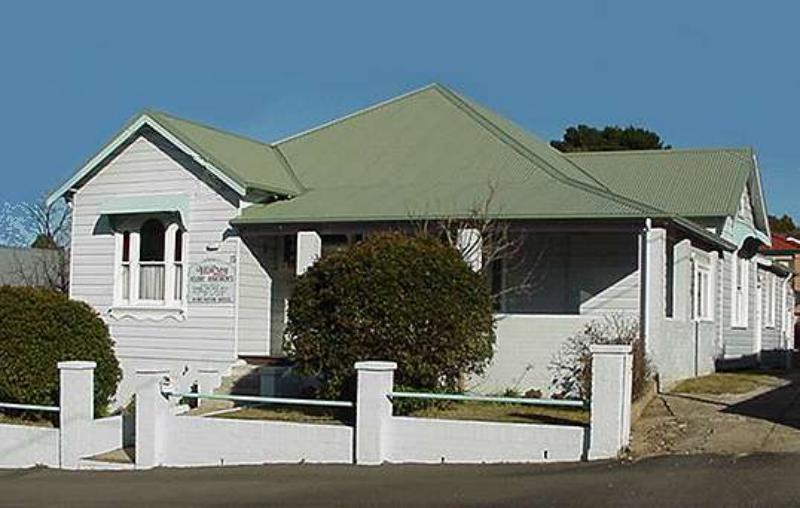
<box><xmin>47</xmin><ymin>113</ymin><xmax>246</xmax><ymax>206</ymax></box>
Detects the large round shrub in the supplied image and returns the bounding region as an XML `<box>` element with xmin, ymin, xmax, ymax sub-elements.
<box><xmin>0</xmin><ymin>287</ymin><xmax>121</xmax><ymax>415</ymax></box>
<box><xmin>285</xmin><ymin>232</ymin><xmax>496</xmax><ymax>400</ymax></box>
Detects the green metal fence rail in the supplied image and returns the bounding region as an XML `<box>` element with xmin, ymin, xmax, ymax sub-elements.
<box><xmin>0</xmin><ymin>402</ymin><xmax>60</xmax><ymax>413</ymax></box>
<box><xmin>167</xmin><ymin>392</ymin><xmax>354</xmax><ymax>409</ymax></box>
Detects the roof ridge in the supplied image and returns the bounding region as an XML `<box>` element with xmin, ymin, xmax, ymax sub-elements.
<box><xmin>565</xmin><ymin>147</ymin><xmax>751</xmax><ymax>156</ymax></box>
<box><xmin>431</xmin><ymin>85</ymin><xmax>673</xmax><ymax>218</ymax></box>
<box><xmin>271</xmin><ymin>144</ymin><xmax>307</xmax><ymax>195</ymax></box>
<box><xmin>271</xmin><ymin>83</ymin><xmax>439</xmax><ymax>145</ymax></box>
<box><xmin>145</xmin><ymin>109</ymin><xmax>272</xmax><ymax>147</ymax></box>
<box><xmin>434</xmin><ymin>83</ymin><xmax>603</xmax><ymax>190</ymax></box>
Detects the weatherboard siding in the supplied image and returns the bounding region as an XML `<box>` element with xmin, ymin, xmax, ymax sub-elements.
<box><xmin>721</xmin><ymin>252</ymin><xmax>757</xmax><ymax>358</ymax></box>
<box><xmin>70</xmin><ymin>136</ymin><xmax>244</xmax><ymax>401</ymax></box>
<box><xmin>236</xmin><ymin>240</ymin><xmax>271</xmax><ymax>356</ymax></box>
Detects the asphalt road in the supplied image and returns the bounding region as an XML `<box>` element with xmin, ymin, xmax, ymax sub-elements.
<box><xmin>0</xmin><ymin>453</ymin><xmax>798</xmax><ymax>507</ymax></box>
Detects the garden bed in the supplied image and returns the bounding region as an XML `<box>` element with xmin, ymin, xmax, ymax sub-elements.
<box><xmin>407</xmin><ymin>401</ymin><xmax>589</xmax><ymax>426</ymax></box>
<box><xmin>0</xmin><ymin>411</ymin><xmax>55</xmax><ymax>428</ymax></box>
<box><xmin>203</xmin><ymin>405</ymin><xmax>350</xmax><ymax>425</ymax></box>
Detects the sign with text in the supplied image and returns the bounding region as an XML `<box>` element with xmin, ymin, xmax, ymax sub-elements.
<box><xmin>188</xmin><ymin>256</ymin><xmax>236</xmax><ymax>304</ymax></box>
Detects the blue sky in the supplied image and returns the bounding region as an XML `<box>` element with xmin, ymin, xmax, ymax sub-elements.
<box><xmin>2</xmin><ymin>1</ymin><xmax>799</xmax><ymax>218</ymax></box>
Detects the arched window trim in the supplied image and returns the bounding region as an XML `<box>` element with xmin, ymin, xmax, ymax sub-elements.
<box><xmin>113</xmin><ymin>214</ymin><xmax>187</xmax><ymax>312</ymax></box>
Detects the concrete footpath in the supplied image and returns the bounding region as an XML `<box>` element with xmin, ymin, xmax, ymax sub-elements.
<box><xmin>1</xmin><ymin>453</ymin><xmax>799</xmax><ymax>507</ymax></box>
<box><xmin>632</xmin><ymin>371</ymin><xmax>800</xmax><ymax>457</ymax></box>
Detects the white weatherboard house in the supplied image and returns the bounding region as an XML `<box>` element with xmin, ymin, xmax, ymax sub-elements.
<box><xmin>49</xmin><ymin>84</ymin><xmax>794</xmax><ymax>403</ymax></box>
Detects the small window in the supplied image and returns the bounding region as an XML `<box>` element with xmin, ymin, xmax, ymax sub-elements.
<box><xmin>693</xmin><ymin>263</ymin><xmax>712</xmax><ymax>321</ymax></box>
<box><xmin>665</xmin><ymin>239</ymin><xmax>675</xmax><ymax>318</ymax></box>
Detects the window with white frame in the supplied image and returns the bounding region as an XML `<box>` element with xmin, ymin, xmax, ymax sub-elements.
<box><xmin>765</xmin><ymin>273</ymin><xmax>776</xmax><ymax>328</ymax></box>
<box><xmin>115</xmin><ymin>215</ymin><xmax>186</xmax><ymax>307</ymax></box>
<box><xmin>693</xmin><ymin>262</ymin><xmax>713</xmax><ymax>321</ymax></box>
<box><xmin>731</xmin><ymin>255</ymin><xmax>749</xmax><ymax>328</ymax></box>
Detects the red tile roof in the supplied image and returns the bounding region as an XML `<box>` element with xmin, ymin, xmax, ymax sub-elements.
<box><xmin>761</xmin><ymin>233</ymin><xmax>800</xmax><ymax>253</ymax></box>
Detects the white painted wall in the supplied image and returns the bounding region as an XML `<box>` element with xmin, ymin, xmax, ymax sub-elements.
<box><xmin>70</xmin><ymin>134</ymin><xmax>256</xmax><ymax>402</ymax></box>
<box><xmin>0</xmin><ymin>425</ymin><xmax>59</xmax><ymax>468</ymax></box>
<box><xmin>388</xmin><ymin>417</ymin><xmax>585</xmax><ymax>463</ymax></box>
<box><xmin>166</xmin><ymin>417</ymin><xmax>353</xmax><ymax>467</ymax></box>
<box><xmin>473</xmin><ymin>314</ymin><xmax>596</xmax><ymax>395</ymax></box>
<box><xmin>236</xmin><ymin>239</ymin><xmax>271</xmax><ymax>356</ymax></box>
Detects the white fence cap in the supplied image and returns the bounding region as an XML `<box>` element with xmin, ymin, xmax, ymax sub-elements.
<box><xmin>57</xmin><ymin>361</ymin><xmax>97</xmax><ymax>370</ymax></box>
<box><xmin>589</xmin><ymin>344</ymin><xmax>633</xmax><ymax>355</ymax></box>
<box><xmin>354</xmin><ymin>361</ymin><xmax>398</xmax><ymax>371</ymax></box>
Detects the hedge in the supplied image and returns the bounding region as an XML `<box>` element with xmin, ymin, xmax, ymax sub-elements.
<box><xmin>0</xmin><ymin>286</ymin><xmax>121</xmax><ymax>416</ymax></box>
<box><xmin>285</xmin><ymin>232</ymin><xmax>496</xmax><ymax>400</ymax></box>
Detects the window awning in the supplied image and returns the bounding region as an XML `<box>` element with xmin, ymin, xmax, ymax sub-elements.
<box><xmin>98</xmin><ymin>194</ymin><xmax>190</xmax><ymax>225</ymax></box>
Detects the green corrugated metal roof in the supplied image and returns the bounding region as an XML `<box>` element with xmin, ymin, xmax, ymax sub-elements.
<box><xmin>239</xmin><ymin>84</ymin><xmax>667</xmax><ymax>224</ymax></box>
<box><xmin>566</xmin><ymin>148</ymin><xmax>754</xmax><ymax>218</ymax></box>
<box><xmin>145</xmin><ymin>110</ymin><xmax>302</xmax><ymax>196</ymax></box>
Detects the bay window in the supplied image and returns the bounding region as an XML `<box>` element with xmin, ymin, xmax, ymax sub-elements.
<box><xmin>114</xmin><ymin>215</ymin><xmax>186</xmax><ymax>308</ymax></box>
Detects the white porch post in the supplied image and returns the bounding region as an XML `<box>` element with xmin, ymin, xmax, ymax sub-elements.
<box><xmin>58</xmin><ymin>361</ymin><xmax>96</xmax><ymax>469</ymax></box>
<box><xmin>673</xmin><ymin>239</ymin><xmax>693</xmax><ymax>322</ymax></box>
<box><xmin>296</xmin><ymin>231</ymin><xmax>322</xmax><ymax>276</ymax></box>
<box><xmin>588</xmin><ymin>344</ymin><xmax>633</xmax><ymax>460</ymax></box>
<box><xmin>355</xmin><ymin>361</ymin><xmax>396</xmax><ymax>465</ymax></box>
<box><xmin>457</xmin><ymin>228</ymin><xmax>482</xmax><ymax>272</ymax></box>
<box><xmin>164</xmin><ymin>222</ymin><xmax>178</xmax><ymax>304</ymax></box>
<box><xmin>130</xmin><ymin>231</ymin><xmax>141</xmax><ymax>303</ymax></box>
<box><xmin>641</xmin><ymin>226</ymin><xmax>666</xmax><ymax>360</ymax></box>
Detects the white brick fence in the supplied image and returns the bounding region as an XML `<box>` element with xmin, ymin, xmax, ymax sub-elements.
<box><xmin>135</xmin><ymin>344</ymin><xmax>632</xmax><ymax>468</ymax></box>
<box><xmin>0</xmin><ymin>345</ymin><xmax>632</xmax><ymax>469</ymax></box>
<box><xmin>0</xmin><ymin>361</ymin><xmax>125</xmax><ymax>469</ymax></box>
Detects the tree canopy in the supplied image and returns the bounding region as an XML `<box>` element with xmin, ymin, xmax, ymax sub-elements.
<box><xmin>551</xmin><ymin>124</ymin><xmax>670</xmax><ymax>152</ymax></box>
<box><xmin>768</xmin><ymin>214</ymin><xmax>798</xmax><ymax>235</ymax></box>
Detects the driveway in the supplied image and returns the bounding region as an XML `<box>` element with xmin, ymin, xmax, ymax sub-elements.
<box><xmin>632</xmin><ymin>370</ymin><xmax>800</xmax><ymax>457</ymax></box>
<box><xmin>0</xmin><ymin>454</ymin><xmax>799</xmax><ymax>507</ymax></box>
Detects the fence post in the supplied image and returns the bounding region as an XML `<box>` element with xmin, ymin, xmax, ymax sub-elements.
<box><xmin>135</xmin><ymin>369</ymin><xmax>171</xmax><ymax>469</ymax></box>
<box><xmin>355</xmin><ymin>361</ymin><xmax>396</xmax><ymax>465</ymax></box>
<box><xmin>196</xmin><ymin>368</ymin><xmax>220</xmax><ymax>407</ymax></box>
<box><xmin>58</xmin><ymin>361</ymin><xmax>96</xmax><ymax>469</ymax></box>
<box><xmin>588</xmin><ymin>344</ymin><xmax>633</xmax><ymax>460</ymax></box>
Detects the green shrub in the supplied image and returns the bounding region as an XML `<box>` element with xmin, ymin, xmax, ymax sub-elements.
<box><xmin>0</xmin><ymin>286</ymin><xmax>121</xmax><ymax>415</ymax></box>
<box><xmin>285</xmin><ymin>232</ymin><xmax>496</xmax><ymax>401</ymax></box>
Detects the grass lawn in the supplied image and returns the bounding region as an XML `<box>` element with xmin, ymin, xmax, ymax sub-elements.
<box><xmin>211</xmin><ymin>405</ymin><xmax>349</xmax><ymax>425</ymax></box>
<box><xmin>408</xmin><ymin>401</ymin><xmax>589</xmax><ymax>426</ymax></box>
<box><xmin>671</xmin><ymin>371</ymin><xmax>784</xmax><ymax>395</ymax></box>
<box><xmin>200</xmin><ymin>401</ymin><xmax>588</xmax><ymax>427</ymax></box>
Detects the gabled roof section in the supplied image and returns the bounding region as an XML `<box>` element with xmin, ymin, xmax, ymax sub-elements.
<box><xmin>48</xmin><ymin>110</ymin><xmax>302</xmax><ymax>205</ymax></box>
<box><xmin>565</xmin><ymin>148</ymin><xmax>755</xmax><ymax>218</ymax></box>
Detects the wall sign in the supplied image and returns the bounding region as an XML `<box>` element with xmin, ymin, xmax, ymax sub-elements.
<box><xmin>188</xmin><ymin>256</ymin><xmax>236</xmax><ymax>304</ymax></box>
